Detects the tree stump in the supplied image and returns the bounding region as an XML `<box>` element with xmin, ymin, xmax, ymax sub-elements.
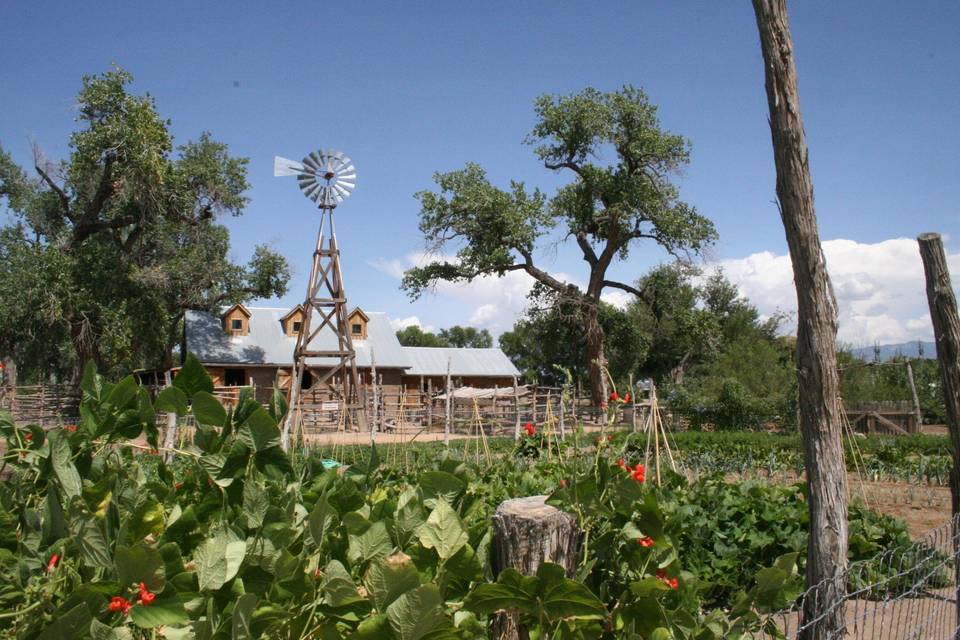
<box><xmin>491</xmin><ymin>495</ymin><xmax>582</xmax><ymax>640</ymax></box>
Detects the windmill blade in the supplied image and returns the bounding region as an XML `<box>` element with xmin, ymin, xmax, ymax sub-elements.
<box><xmin>274</xmin><ymin>156</ymin><xmax>304</xmax><ymax>177</ymax></box>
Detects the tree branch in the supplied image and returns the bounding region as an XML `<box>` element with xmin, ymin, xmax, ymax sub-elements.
<box><xmin>83</xmin><ymin>155</ymin><xmax>115</xmax><ymax>222</ymax></box>
<box><xmin>34</xmin><ymin>164</ymin><xmax>72</xmax><ymax>219</ymax></box>
<box><xmin>601</xmin><ymin>280</ymin><xmax>646</xmax><ymax>300</ymax></box>
<box><xmin>574</xmin><ymin>230</ymin><xmax>598</xmax><ymax>266</ymax></box>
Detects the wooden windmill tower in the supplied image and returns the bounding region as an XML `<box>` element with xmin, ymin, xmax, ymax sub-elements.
<box><xmin>274</xmin><ymin>149</ymin><xmax>367</xmax><ymax>450</ymax></box>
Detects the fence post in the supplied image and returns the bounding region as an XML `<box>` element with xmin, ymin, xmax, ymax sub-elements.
<box><xmin>513</xmin><ymin>376</ymin><xmax>521</xmax><ymax>440</ymax></box>
<box><xmin>427</xmin><ymin>378</ymin><xmax>433</xmax><ymax>429</ymax></box>
<box><xmin>905</xmin><ymin>362</ymin><xmax>923</xmax><ymax>433</ymax></box>
<box><xmin>370</xmin><ymin>349</ymin><xmax>379</xmax><ymax>443</ymax></box>
<box><xmin>444</xmin><ymin>358</ymin><xmax>452</xmax><ymax>445</ymax></box>
<box><xmin>162</xmin><ymin>370</ymin><xmax>178</xmax><ymax>462</ymax></box>
<box><xmin>918</xmin><ymin>232</ymin><xmax>960</xmax><ymax>633</ymax></box>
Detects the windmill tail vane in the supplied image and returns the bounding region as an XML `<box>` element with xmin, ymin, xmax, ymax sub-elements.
<box><xmin>274</xmin><ymin>149</ymin><xmax>356</xmax><ymax>209</ymax></box>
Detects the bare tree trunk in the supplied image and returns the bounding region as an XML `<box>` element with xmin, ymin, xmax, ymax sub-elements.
<box><xmin>751</xmin><ymin>2</ymin><xmax>848</xmax><ymax>637</ymax></box>
<box><xmin>584</xmin><ymin>302</ymin><xmax>609</xmax><ymax>406</ymax></box>
<box><xmin>917</xmin><ymin>232</ymin><xmax>960</xmax><ymax>633</ymax></box>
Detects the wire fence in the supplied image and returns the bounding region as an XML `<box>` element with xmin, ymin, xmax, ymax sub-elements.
<box><xmin>759</xmin><ymin>514</ymin><xmax>959</xmax><ymax>639</ymax></box>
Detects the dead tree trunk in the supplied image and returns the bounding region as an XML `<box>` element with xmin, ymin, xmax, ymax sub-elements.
<box><xmin>917</xmin><ymin>232</ymin><xmax>960</xmax><ymax>633</ymax></box>
<box><xmin>751</xmin><ymin>2</ymin><xmax>848</xmax><ymax>637</ymax></box>
<box><xmin>491</xmin><ymin>496</ymin><xmax>581</xmax><ymax>640</ymax></box>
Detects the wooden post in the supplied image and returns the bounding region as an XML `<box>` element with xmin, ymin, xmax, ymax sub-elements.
<box><xmin>491</xmin><ymin>496</ymin><xmax>582</xmax><ymax>640</ymax></box>
<box><xmin>444</xmin><ymin>358</ymin><xmax>452</xmax><ymax>445</ymax></box>
<box><xmin>512</xmin><ymin>376</ymin><xmax>521</xmax><ymax>440</ymax></box>
<box><xmin>162</xmin><ymin>370</ymin><xmax>178</xmax><ymax>462</ymax></box>
<box><xmin>531</xmin><ymin>384</ymin><xmax>538</xmax><ymax>425</ymax></box>
<box><xmin>918</xmin><ymin>232</ymin><xmax>960</xmax><ymax>632</ymax></box>
<box><xmin>752</xmin><ymin>2</ymin><xmax>847</xmax><ymax>636</ymax></box>
<box><xmin>905</xmin><ymin>361</ymin><xmax>923</xmax><ymax>433</ymax></box>
<box><xmin>370</xmin><ymin>349</ymin><xmax>379</xmax><ymax>443</ymax></box>
<box><xmin>427</xmin><ymin>378</ymin><xmax>433</xmax><ymax>429</ymax></box>
<box><xmin>629</xmin><ymin>373</ymin><xmax>637</xmax><ymax>432</ymax></box>
<box><xmin>558</xmin><ymin>389</ymin><xmax>566</xmax><ymax>439</ymax></box>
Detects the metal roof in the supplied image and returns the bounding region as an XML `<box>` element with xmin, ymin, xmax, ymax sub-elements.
<box><xmin>185</xmin><ymin>307</ymin><xmax>410</xmax><ymax>369</ymax></box>
<box><xmin>401</xmin><ymin>347</ymin><xmax>520</xmax><ymax>378</ymax></box>
<box><xmin>185</xmin><ymin>307</ymin><xmax>520</xmax><ymax>378</ymax></box>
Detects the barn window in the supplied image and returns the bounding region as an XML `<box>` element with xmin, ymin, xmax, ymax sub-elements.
<box><xmin>224</xmin><ymin>368</ymin><xmax>246</xmax><ymax>386</ymax></box>
<box><xmin>301</xmin><ymin>370</ymin><xmax>313</xmax><ymax>390</ymax></box>
<box><xmin>231</xmin><ymin>318</ymin><xmax>243</xmax><ymax>331</ymax></box>
<box><xmin>292</xmin><ymin>321</ymin><xmax>302</xmax><ymax>333</ymax></box>
<box><xmin>352</xmin><ymin>323</ymin><xmax>362</xmax><ymax>335</ymax></box>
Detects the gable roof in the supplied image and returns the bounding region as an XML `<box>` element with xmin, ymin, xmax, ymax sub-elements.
<box><xmin>348</xmin><ymin>307</ymin><xmax>369</xmax><ymax>321</ymax></box>
<box><xmin>184</xmin><ymin>307</ymin><xmax>520</xmax><ymax>378</ymax></box>
<box><xmin>185</xmin><ymin>307</ymin><xmax>409</xmax><ymax>368</ymax></box>
<box><xmin>279</xmin><ymin>305</ymin><xmax>304</xmax><ymax>322</ymax></box>
<box><xmin>401</xmin><ymin>346</ymin><xmax>520</xmax><ymax>378</ymax></box>
<box><xmin>222</xmin><ymin>303</ymin><xmax>251</xmax><ymax>318</ymax></box>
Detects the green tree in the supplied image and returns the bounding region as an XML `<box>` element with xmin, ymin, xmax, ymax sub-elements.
<box><xmin>401</xmin><ymin>86</ymin><xmax>716</xmax><ymax>403</ymax></box>
<box><xmin>395</xmin><ymin>325</ymin><xmax>450</xmax><ymax>347</ymax></box>
<box><xmin>438</xmin><ymin>325</ymin><xmax>493</xmax><ymax>348</ymax></box>
<box><xmin>0</xmin><ymin>68</ymin><xmax>289</xmax><ymax>381</ymax></box>
<box><xmin>499</xmin><ymin>294</ymin><xmax>647</xmax><ymax>388</ymax></box>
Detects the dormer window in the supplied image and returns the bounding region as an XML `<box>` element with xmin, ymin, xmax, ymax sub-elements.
<box><xmin>281</xmin><ymin>305</ymin><xmax>305</xmax><ymax>336</ymax></box>
<box><xmin>347</xmin><ymin>308</ymin><xmax>369</xmax><ymax>340</ymax></box>
<box><xmin>222</xmin><ymin>304</ymin><xmax>251</xmax><ymax>336</ymax></box>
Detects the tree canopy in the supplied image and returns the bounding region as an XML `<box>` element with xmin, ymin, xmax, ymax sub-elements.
<box><xmin>402</xmin><ymin>86</ymin><xmax>716</xmax><ymax>402</ymax></box>
<box><xmin>0</xmin><ymin>68</ymin><xmax>289</xmax><ymax>381</ymax></box>
<box><xmin>395</xmin><ymin>324</ymin><xmax>493</xmax><ymax>349</ymax></box>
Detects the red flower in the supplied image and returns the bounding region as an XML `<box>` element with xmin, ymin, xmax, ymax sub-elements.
<box><xmin>617</xmin><ymin>458</ymin><xmax>626</xmax><ymax>469</ymax></box>
<box><xmin>23</xmin><ymin>433</ymin><xmax>32</xmax><ymax>442</ymax></box>
<box><xmin>607</xmin><ymin>434</ymin><xmax>614</xmax><ymax>442</ymax></box>
<box><xmin>524</xmin><ymin>422</ymin><xmax>535</xmax><ymax>437</ymax></box>
<box><xmin>559</xmin><ymin>479</ymin><xmax>567</xmax><ymax>488</ymax></box>
<box><xmin>655</xmin><ymin>569</ymin><xmax>678</xmax><ymax>589</ymax></box>
<box><xmin>599</xmin><ymin>401</ymin><xmax>607</xmax><ymax>410</ymax></box>
<box><xmin>64</xmin><ymin>424</ymin><xmax>77</xmax><ymax>433</ymax></box>
<box><xmin>174</xmin><ymin>482</ymin><xmax>183</xmax><ymax>491</ymax></box>
<box><xmin>138</xmin><ymin>582</ymin><xmax>156</xmax><ymax>606</ymax></box>
<box><xmin>314</xmin><ymin>568</ymin><xmax>322</xmax><ymax>579</ymax></box>
<box><xmin>630</xmin><ymin>464</ymin><xmax>646</xmax><ymax>483</ymax></box>
<box><xmin>47</xmin><ymin>553</ymin><xmax>59</xmax><ymax>572</ymax></box>
<box><xmin>108</xmin><ymin>596</ymin><xmax>132</xmax><ymax>614</ymax></box>
<box><xmin>639</xmin><ymin>536</ymin><xmax>654</xmax><ymax>548</ymax></box>
<box><xmin>624</xmin><ymin>393</ymin><xmax>631</xmax><ymax>403</ymax></box>
<box><xmin>610</xmin><ymin>391</ymin><xmax>619</xmax><ymax>402</ymax></box>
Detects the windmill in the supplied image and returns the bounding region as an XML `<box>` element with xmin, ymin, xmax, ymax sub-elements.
<box><xmin>274</xmin><ymin>149</ymin><xmax>366</xmax><ymax>450</ymax></box>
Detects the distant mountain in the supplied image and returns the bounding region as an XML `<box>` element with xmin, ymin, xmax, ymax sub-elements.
<box><xmin>847</xmin><ymin>341</ymin><xmax>936</xmax><ymax>362</ymax></box>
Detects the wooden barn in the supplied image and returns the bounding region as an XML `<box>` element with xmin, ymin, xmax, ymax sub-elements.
<box><xmin>183</xmin><ymin>304</ymin><xmax>520</xmax><ymax>411</ymax></box>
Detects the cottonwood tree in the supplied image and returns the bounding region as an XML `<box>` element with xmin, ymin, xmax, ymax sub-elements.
<box><xmin>402</xmin><ymin>87</ymin><xmax>716</xmax><ymax>403</ymax></box>
<box><xmin>0</xmin><ymin>68</ymin><xmax>290</xmax><ymax>381</ymax></box>
<box><xmin>752</xmin><ymin>1</ymin><xmax>847</xmax><ymax>636</ymax></box>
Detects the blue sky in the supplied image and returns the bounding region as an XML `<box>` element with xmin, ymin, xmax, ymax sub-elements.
<box><xmin>2</xmin><ymin>1</ymin><xmax>958</xmax><ymax>346</ymax></box>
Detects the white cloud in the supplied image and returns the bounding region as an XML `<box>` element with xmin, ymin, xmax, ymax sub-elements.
<box><xmin>371</xmin><ymin>252</ymin><xmax>577</xmax><ymax>333</ymax></box>
<box><xmin>389</xmin><ymin>315</ymin><xmax>434</xmax><ymax>332</ymax></box>
<box><xmin>712</xmin><ymin>237</ymin><xmax>960</xmax><ymax>346</ymax></box>
<box><xmin>600</xmin><ymin>290</ymin><xmax>633</xmax><ymax>310</ymax></box>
